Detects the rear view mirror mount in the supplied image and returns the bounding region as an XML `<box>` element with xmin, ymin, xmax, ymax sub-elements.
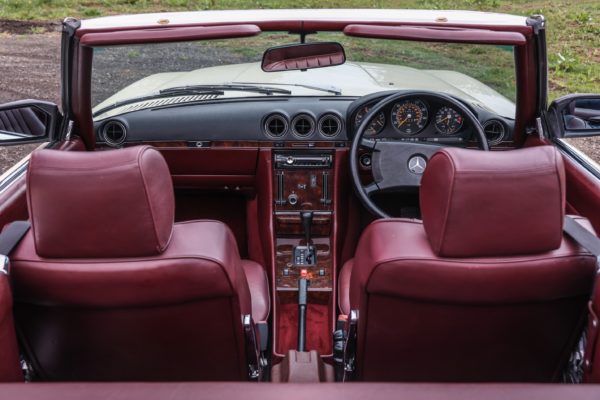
<box><xmin>262</xmin><ymin>42</ymin><xmax>346</xmax><ymax>72</ymax></box>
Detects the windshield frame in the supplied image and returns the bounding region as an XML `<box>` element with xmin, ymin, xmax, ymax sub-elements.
<box><xmin>71</xmin><ymin>14</ymin><xmax>540</xmax><ymax>148</ymax></box>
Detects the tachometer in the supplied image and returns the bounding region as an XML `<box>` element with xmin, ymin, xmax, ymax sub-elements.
<box><xmin>355</xmin><ymin>105</ymin><xmax>385</xmax><ymax>136</ymax></box>
<box><xmin>435</xmin><ymin>106</ymin><xmax>463</xmax><ymax>135</ymax></box>
<box><xmin>391</xmin><ymin>99</ymin><xmax>428</xmax><ymax>135</ymax></box>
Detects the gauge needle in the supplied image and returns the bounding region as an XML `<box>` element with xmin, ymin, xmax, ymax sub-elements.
<box><xmin>398</xmin><ymin>117</ymin><xmax>408</xmax><ymax>126</ymax></box>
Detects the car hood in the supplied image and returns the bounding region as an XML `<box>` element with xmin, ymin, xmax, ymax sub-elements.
<box><xmin>93</xmin><ymin>61</ymin><xmax>515</xmax><ymax>120</ymax></box>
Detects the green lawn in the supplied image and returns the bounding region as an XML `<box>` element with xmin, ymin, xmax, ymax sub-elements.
<box><xmin>1</xmin><ymin>0</ymin><xmax>599</xmax><ymax>99</ymax></box>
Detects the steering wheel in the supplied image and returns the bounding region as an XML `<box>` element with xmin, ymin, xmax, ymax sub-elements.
<box><xmin>350</xmin><ymin>91</ymin><xmax>490</xmax><ymax>218</ymax></box>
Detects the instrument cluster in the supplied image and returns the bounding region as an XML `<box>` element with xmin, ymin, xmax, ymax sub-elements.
<box><xmin>352</xmin><ymin>96</ymin><xmax>471</xmax><ymax>141</ymax></box>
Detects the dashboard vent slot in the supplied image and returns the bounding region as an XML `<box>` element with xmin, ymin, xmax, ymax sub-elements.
<box><xmin>105</xmin><ymin>94</ymin><xmax>220</xmax><ymax>116</ymax></box>
<box><xmin>292</xmin><ymin>114</ymin><xmax>315</xmax><ymax>137</ymax></box>
<box><xmin>318</xmin><ymin>113</ymin><xmax>342</xmax><ymax>137</ymax></box>
<box><xmin>483</xmin><ymin>120</ymin><xmax>506</xmax><ymax>146</ymax></box>
<box><xmin>102</xmin><ymin>120</ymin><xmax>127</xmax><ymax>147</ymax></box>
<box><xmin>264</xmin><ymin>114</ymin><xmax>288</xmax><ymax>137</ymax></box>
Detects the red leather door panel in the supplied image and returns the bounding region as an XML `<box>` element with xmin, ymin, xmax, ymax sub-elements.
<box><xmin>563</xmin><ymin>156</ymin><xmax>600</xmax><ymax>233</ymax></box>
<box><xmin>525</xmin><ymin>137</ymin><xmax>600</xmax><ymax>382</ymax></box>
<box><xmin>0</xmin><ymin>138</ymin><xmax>84</xmax><ymax>381</ymax></box>
<box><xmin>584</xmin><ymin>279</ymin><xmax>600</xmax><ymax>383</ymax></box>
<box><xmin>0</xmin><ymin>271</ymin><xmax>21</xmax><ymax>382</ymax></box>
<box><xmin>525</xmin><ymin>136</ymin><xmax>600</xmax><ymax>232</ymax></box>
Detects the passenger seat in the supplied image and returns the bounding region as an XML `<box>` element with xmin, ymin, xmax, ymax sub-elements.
<box><xmin>10</xmin><ymin>146</ymin><xmax>269</xmax><ymax>381</ymax></box>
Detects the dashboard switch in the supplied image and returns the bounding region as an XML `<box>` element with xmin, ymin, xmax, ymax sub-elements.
<box><xmin>288</xmin><ymin>193</ymin><xmax>299</xmax><ymax>205</ymax></box>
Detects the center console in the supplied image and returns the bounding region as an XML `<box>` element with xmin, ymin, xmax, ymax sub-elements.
<box><xmin>272</xmin><ymin>150</ymin><xmax>335</xmax><ymax>357</ymax></box>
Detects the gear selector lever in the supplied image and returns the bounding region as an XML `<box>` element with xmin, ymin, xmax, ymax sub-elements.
<box><xmin>302</xmin><ymin>211</ymin><xmax>313</xmax><ymax>246</ymax></box>
<box><xmin>297</xmin><ymin>277</ymin><xmax>309</xmax><ymax>352</ymax></box>
<box><xmin>293</xmin><ymin>211</ymin><xmax>316</xmax><ymax>266</ymax></box>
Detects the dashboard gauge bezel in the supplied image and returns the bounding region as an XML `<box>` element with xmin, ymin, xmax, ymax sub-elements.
<box><xmin>354</xmin><ymin>105</ymin><xmax>386</xmax><ymax>136</ymax></box>
<box><xmin>434</xmin><ymin>106</ymin><xmax>464</xmax><ymax>135</ymax></box>
<box><xmin>390</xmin><ymin>99</ymin><xmax>429</xmax><ymax>135</ymax></box>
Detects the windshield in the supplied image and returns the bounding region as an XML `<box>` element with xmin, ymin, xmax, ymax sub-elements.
<box><xmin>91</xmin><ymin>32</ymin><xmax>517</xmax><ymax>120</ymax></box>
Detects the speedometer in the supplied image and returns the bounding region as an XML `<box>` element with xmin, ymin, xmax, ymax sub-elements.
<box><xmin>355</xmin><ymin>105</ymin><xmax>385</xmax><ymax>136</ymax></box>
<box><xmin>391</xmin><ymin>99</ymin><xmax>429</xmax><ymax>135</ymax></box>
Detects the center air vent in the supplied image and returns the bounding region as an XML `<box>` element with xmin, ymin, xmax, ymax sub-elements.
<box><xmin>483</xmin><ymin>120</ymin><xmax>506</xmax><ymax>146</ymax></box>
<box><xmin>101</xmin><ymin>120</ymin><xmax>127</xmax><ymax>147</ymax></box>
<box><xmin>318</xmin><ymin>113</ymin><xmax>343</xmax><ymax>137</ymax></box>
<box><xmin>264</xmin><ymin>114</ymin><xmax>288</xmax><ymax>137</ymax></box>
<box><xmin>292</xmin><ymin>114</ymin><xmax>315</xmax><ymax>137</ymax></box>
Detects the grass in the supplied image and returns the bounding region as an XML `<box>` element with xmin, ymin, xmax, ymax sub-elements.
<box><xmin>0</xmin><ymin>0</ymin><xmax>599</xmax><ymax>99</ymax></box>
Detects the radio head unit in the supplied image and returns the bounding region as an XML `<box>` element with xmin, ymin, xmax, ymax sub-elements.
<box><xmin>274</xmin><ymin>152</ymin><xmax>333</xmax><ymax>169</ymax></box>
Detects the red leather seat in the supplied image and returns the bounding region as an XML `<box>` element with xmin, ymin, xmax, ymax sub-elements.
<box><xmin>339</xmin><ymin>146</ymin><xmax>597</xmax><ymax>382</ymax></box>
<box><xmin>10</xmin><ymin>146</ymin><xmax>269</xmax><ymax>381</ymax></box>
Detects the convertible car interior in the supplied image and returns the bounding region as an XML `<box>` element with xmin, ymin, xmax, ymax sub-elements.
<box><xmin>0</xmin><ymin>8</ymin><xmax>600</xmax><ymax>399</ymax></box>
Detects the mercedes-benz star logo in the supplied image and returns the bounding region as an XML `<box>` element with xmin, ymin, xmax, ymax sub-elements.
<box><xmin>408</xmin><ymin>155</ymin><xmax>427</xmax><ymax>174</ymax></box>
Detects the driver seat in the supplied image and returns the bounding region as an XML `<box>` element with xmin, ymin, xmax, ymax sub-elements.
<box><xmin>339</xmin><ymin>146</ymin><xmax>597</xmax><ymax>382</ymax></box>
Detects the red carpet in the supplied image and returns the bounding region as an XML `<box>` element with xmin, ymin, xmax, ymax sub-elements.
<box><xmin>276</xmin><ymin>303</ymin><xmax>332</xmax><ymax>355</ymax></box>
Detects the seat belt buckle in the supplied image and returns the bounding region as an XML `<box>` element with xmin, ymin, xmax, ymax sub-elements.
<box><xmin>343</xmin><ymin>309</ymin><xmax>359</xmax><ymax>381</ymax></box>
<box><xmin>242</xmin><ymin>314</ymin><xmax>262</xmax><ymax>381</ymax></box>
<box><xmin>256</xmin><ymin>321</ymin><xmax>269</xmax><ymax>353</ymax></box>
<box><xmin>255</xmin><ymin>321</ymin><xmax>269</xmax><ymax>370</ymax></box>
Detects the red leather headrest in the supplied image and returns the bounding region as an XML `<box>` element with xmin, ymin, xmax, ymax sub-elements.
<box><xmin>420</xmin><ymin>146</ymin><xmax>565</xmax><ymax>258</ymax></box>
<box><xmin>27</xmin><ymin>146</ymin><xmax>174</xmax><ymax>258</ymax></box>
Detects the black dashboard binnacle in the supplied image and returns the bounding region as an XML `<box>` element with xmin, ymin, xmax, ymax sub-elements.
<box><xmin>346</xmin><ymin>92</ymin><xmax>514</xmax><ymax>147</ymax></box>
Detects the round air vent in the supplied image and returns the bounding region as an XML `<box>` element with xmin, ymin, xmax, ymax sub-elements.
<box><xmin>318</xmin><ymin>113</ymin><xmax>343</xmax><ymax>137</ymax></box>
<box><xmin>264</xmin><ymin>113</ymin><xmax>288</xmax><ymax>138</ymax></box>
<box><xmin>101</xmin><ymin>120</ymin><xmax>127</xmax><ymax>147</ymax></box>
<box><xmin>483</xmin><ymin>120</ymin><xmax>506</xmax><ymax>146</ymax></box>
<box><xmin>292</xmin><ymin>114</ymin><xmax>315</xmax><ymax>138</ymax></box>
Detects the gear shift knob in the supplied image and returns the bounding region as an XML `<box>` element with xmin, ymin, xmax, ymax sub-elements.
<box><xmin>301</xmin><ymin>211</ymin><xmax>313</xmax><ymax>245</ymax></box>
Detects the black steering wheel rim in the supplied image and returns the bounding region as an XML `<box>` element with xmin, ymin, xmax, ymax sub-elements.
<box><xmin>350</xmin><ymin>90</ymin><xmax>490</xmax><ymax>219</ymax></box>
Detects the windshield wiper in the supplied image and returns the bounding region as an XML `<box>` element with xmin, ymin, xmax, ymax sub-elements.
<box><xmin>92</xmin><ymin>89</ymin><xmax>224</xmax><ymax>118</ymax></box>
<box><xmin>159</xmin><ymin>84</ymin><xmax>292</xmax><ymax>96</ymax></box>
<box><xmin>233</xmin><ymin>81</ymin><xmax>341</xmax><ymax>95</ymax></box>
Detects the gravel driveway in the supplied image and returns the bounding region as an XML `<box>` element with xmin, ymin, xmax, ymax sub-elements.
<box><xmin>0</xmin><ymin>21</ymin><xmax>60</xmax><ymax>173</ymax></box>
<box><xmin>1</xmin><ymin>20</ymin><xmax>599</xmax><ymax>175</ymax></box>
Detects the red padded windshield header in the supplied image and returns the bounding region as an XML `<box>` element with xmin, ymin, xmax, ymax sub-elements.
<box><xmin>344</xmin><ymin>24</ymin><xmax>527</xmax><ymax>45</ymax></box>
<box><xmin>79</xmin><ymin>24</ymin><xmax>261</xmax><ymax>46</ymax></box>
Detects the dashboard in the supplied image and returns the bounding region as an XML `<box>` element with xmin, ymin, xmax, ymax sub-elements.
<box><xmin>94</xmin><ymin>92</ymin><xmax>514</xmax><ymax>147</ymax></box>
